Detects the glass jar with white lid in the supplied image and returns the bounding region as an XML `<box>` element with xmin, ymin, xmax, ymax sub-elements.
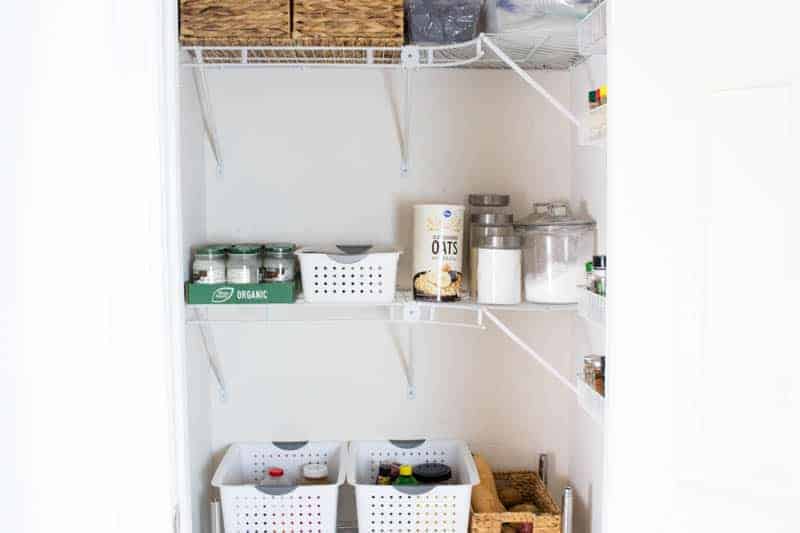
<box><xmin>226</xmin><ymin>244</ymin><xmax>262</xmax><ymax>284</ymax></box>
<box><xmin>261</xmin><ymin>243</ymin><xmax>297</xmax><ymax>283</ymax></box>
<box><xmin>192</xmin><ymin>245</ymin><xmax>228</xmax><ymax>284</ymax></box>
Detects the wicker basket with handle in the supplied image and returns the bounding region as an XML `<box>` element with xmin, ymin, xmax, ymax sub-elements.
<box><xmin>293</xmin><ymin>0</ymin><xmax>404</xmax><ymax>45</ymax></box>
<box><xmin>180</xmin><ymin>0</ymin><xmax>291</xmax><ymax>46</ymax></box>
<box><xmin>471</xmin><ymin>471</ymin><xmax>561</xmax><ymax>533</ymax></box>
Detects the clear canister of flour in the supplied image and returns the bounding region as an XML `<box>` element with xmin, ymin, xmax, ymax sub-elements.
<box><xmin>413</xmin><ymin>204</ymin><xmax>465</xmax><ymax>301</ymax></box>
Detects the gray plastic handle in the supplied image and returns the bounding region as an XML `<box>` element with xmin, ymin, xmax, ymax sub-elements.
<box><xmin>272</xmin><ymin>441</ymin><xmax>308</xmax><ymax>451</ymax></box>
<box><xmin>389</xmin><ymin>439</ymin><xmax>426</xmax><ymax>449</ymax></box>
<box><xmin>326</xmin><ymin>254</ymin><xmax>367</xmax><ymax>265</ymax></box>
<box><xmin>255</xmin><ymin>485</ymin><xmax>298</xmax><ymax>496</ymax></box>
<box><xmin>392</xmin><ymin>484</ymin><xmax>437</xmax><ymax>495</ymax></box>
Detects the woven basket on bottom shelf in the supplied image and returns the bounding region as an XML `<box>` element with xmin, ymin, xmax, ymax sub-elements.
<box><xmin>471</xmin><ymin>471</ymin><xmax>561</xmax><ymax>533</ymax></box>
<box><xmin>180</xmin><ymin>0</ymin><xmax>291</xmax><ymax>45</ymax></box>
<box><xmin>293</xmin><ymin>0</ymin><xmax>404</xmax><ymax>46</ymax></box>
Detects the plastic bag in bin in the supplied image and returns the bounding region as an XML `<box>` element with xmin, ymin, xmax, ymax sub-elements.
<box><xmin>407</xmin><ymin>0</ymin><xmax>483</xmax><ymax>44</ymax></box>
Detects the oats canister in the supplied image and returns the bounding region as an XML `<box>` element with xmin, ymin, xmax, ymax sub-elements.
<box><xmin>413</xmin><ymin>204</ymin><xmax>465</xmax><ymax>301</ymax></box>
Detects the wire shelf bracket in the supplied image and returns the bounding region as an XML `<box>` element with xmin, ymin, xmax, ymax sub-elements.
<box><xmin>191</xmin><ymin>61</ymin><xmax>224</xmax><ymax>177</ymax></box>
<box><xmin>191</xmin><ymin>308</ymin><xmax>228</xmax><ymax>401</ymax></box>
<box><xmin>482</xmin><ymin>307</ymin><xmax>578</xmax><ymax>396</ymax></box>
<box><xmin>480</xmin><ymin>35</ymin><xmax>579</xmax><ymax>127</ymax></box>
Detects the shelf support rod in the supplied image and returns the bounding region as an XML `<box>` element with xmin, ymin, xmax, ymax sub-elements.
<box><xmin>387</xmin><ymin>319</ymin><xmax>416</xmax><ymax>400</ymax></box>
<box><xmin>482</xmin><ymin>307</ymin><xmax>578</xmax><ymax>395</ymax></box>
<box><xmin>400</xmin><ymin>68</ymin><xmax>413</xmax><ymax>175</ymax></box>
<box><xmin>191</xmin><ymin>58</ymin><xmax>224</xmax><ymax>177</ymax></box>
<box><xmin>193</xmin><ymin>308</ymin><xmax>228</xmax><ymax>401</ymax></box>
<box><xmin>480</xmin><ymin>35</ymin><xmax>579</xmax><ymax>127</ymax></box>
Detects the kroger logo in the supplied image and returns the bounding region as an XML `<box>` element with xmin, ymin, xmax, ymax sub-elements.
<box><xmin>443</xmin><ymin>209</ymin><xmax>452</xmax><ymax>218</ymax></box>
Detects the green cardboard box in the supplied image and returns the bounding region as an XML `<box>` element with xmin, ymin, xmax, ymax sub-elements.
<box><xmin>185</xmin><ymin>281</ymin><xmax>296</xmax><ymax>304</ymax></box>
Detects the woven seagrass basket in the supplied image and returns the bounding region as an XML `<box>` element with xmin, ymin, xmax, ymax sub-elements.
<box><xmin>293</xmin><ymin>0</ymin><xmax>404</xmax><ymax>46</ymax></box>
<box><xmin>180</xmin><ymin>0</ymin><xmax>291</xmax><ymax>46</ymax></box>
<box><xmin>471</xmin><ymin>471</ymin><xmax>562</xmax><ymax>533</ymax></box>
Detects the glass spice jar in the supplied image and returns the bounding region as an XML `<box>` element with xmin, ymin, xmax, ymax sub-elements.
<box><xmin>261</xmin><ymin>242</ymin><xmax>297</xmax><ymax>283</ymax></box>
<box><xmin>192</xmin><ymin>245</ymin><xmax>228</xmax><ymax>284</ymax></box>
<box><xmin>226</xmin><ymin>244</ymin><xmax>262</xmax><ymax>284</ymax></box>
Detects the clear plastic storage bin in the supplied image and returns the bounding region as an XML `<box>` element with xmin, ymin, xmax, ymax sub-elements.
<box><xmin>211</xmin><ymin>441</ymin><xmax>346</xmax><ymax>533</ymax></box>
<box><xmin>347</xmin><ymin>439</ymin><xmax>480</xmax><ymax>532</ymax></box>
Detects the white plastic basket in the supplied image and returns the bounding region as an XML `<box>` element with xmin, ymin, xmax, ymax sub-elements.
<box><xmin>577</xmin><ymin>288</ymin><xmax>606</xmax><ymax>326</ymax></box>
<box><xmin>347</xmin><ymin>439</ymin><xmax>480</xmax><ymax>532</ymax></box>
<box><xmin>296</xmin><ymin>247</ymin><xmax>402</xmax><ymax>303</ymax></box>
<box><xmin>211</xmin><ymin>441</ymin><xmax>346</xmax><ymax>533</ymax></box>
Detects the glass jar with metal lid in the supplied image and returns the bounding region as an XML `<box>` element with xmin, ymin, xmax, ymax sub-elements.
<box><xmin>515</xmin><ymin>202</ymin><xmax>595</xmax><ymax>304</ymax></box>
<box><xmin>261</xmin><ymin>242</ymin><xmax>297</xmax><ymax>283</ymax></box>
<box><xmin>468</xmin><ymin>193</ymin><xmax>511</xmax><ymax>215</ymax></box>
<box><xmin>226</xmin><ymin>244</ymin><xmax>262</xmax><ymax>284</ymax></box>
<box><xmin>469</xmin><ymin>213</ymin><xmax>514</xmax><ymax>299</ymax></box>
<box><xmin>476</xmin><ymin>234</ymin><xmax>522</xmax><ymax>305</ymax></box>
<box><xmin>192</xmin><ymin>245</ymin><xmax>228</xmax><ymax>284</ymax></box>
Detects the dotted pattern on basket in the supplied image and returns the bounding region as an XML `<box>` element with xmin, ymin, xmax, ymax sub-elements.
<box><xmin>365</xmin><ymin>493</ymin><xmax>459</xmax><ymax>532</ymax></box>
<box><xmin>311</xmin><ymin>264</ymin><xmax>386</xmax><ymax>296</ymax></box>
<box><xmin>247</xmin><ymin>451</ymin><xmax>330</xmax><ymax>484</ymax></box>
<box><xmin>232</xmin><ymin>494</ymin><xmax>325</xmax><ymax>532</ymax></box>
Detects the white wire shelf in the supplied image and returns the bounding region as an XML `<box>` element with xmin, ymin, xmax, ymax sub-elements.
<box><xmin>182</xmin><ymin>31</ymin><xmax>585</xmax><ymax>71</ymax></box>
<box><xmin>578</xmin><ymin>0</ymin><xmax>607</xmax><ymax>56</ymax></box>
<box><xmin>186</xmin><ymin>289</ymin><xmax>574</xmax><ymax>328</ymax></box>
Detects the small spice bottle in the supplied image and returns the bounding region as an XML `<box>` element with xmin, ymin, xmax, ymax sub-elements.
<box><xmin>192</xmin><ymin>245</ymin><xmax>228</xmax><ymax>284</ymax></box>
<box><xmin>592</xmin><ymin>255</ymin><xmax>607</xmax><ymax>296</ymax></box>
<box><xmin>375</xmin><ymin>463</ymin><xmax>392</xmax><ymax>485</ymax></box>
<box><xmin>261</xmin><ymin>242</ymin><xmax>297</xmax><ymax>283</ymax></box>
<box><xmin>300</xmin><ymin>463</ymin><xmax>329</xmax><ymax>485</ymax></box>
<box><xmin>226</xmin><ymin>244</ymin><xmax>262</xmax><ymax>284</ymax></box>
<box><xmin>594</xmin><ymin>356</ymin><xmax>605</xmax><ymax>396</ymax></box>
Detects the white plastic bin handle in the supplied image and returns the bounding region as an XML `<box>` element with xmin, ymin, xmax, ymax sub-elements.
<box><xmin>272</xmin><ymin>441</ymin><xmax>309</xmax><ymax>451</ymax></box>
<box><xmin>389</xmin><ymin>439</ymin><xmax>426</xmax><ymax>449</ymax></box>
<box><xmin>255</xmin><ymin>485</ymin><xmax>299</xmax><ymax>496</ymax></box>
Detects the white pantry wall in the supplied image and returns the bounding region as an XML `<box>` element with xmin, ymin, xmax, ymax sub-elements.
<box><xmin>182</xmin><ymin>67</ymin><xmax>596</xmax><ymax>532</ymax></box>
<box><xmin>569</xmin><ymin>55</ymin><xmax>607</xmax><ymax>533</ymax></box>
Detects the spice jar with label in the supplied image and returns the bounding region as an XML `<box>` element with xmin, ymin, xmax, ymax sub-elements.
<box><xmin>226</xmin><ymin>244</ymin><xmax>262</xmax><ymax>284</ymax></box>
<box><xmin>192</xmin><ymin>245</ymin><xmax>228</xmax><ymax>284</ymax></box>
<box><xmin>261</xmin><ymin>243</ymin><xmax>297</xmax><ymax>283</ymax></box>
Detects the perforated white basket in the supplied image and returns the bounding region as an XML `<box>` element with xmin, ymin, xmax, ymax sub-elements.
<box><xmin>211</xmin><ymin>441</ymin><xmax>346</xmax><ymax>533</ymax></box>
<box><xmin>347</xmin><ymin>439</ymin><xmax>479</xmax><ymax>532</ymax></box>
<box><xmin>296</xmin><ymin>248</ymin><xmax>401</xmax><ymax>303</ymax></box>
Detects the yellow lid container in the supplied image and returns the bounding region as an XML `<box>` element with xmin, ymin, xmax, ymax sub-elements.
<box><xmin>399</xmin><ymin>464</ymin><xmax>413</xmax><ymax>476</ymax></box>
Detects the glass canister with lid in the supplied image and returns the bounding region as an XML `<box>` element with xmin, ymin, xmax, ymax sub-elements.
<box><xmin>468</xmin><ymin>213</ymin><xmax>515</xmax><ymax>299</ymax></box>
<box><xmin>261</xmin><ymin>242</ymin><xmax>297</xmax><ymax>283</ymax></box>
<box><xmin>515</xmin><ymin>202</ymin><xmax>595</xmax><ymax>304</ymax></box>
<box><xmin>192</xmin><ymin>245</ymin><xmax>228</xmax><ymax>284</ymax></box>
<box><xmin>226</xmin><ymin>244</ymin><xmax>262</xmax><ymax>284</ymax></box>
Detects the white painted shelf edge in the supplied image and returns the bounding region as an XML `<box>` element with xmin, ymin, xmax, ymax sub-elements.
<box><xmin>576</xmin><ymin>377</ymin><xmax>605</xmax><ymax>425</ymax></box>
<box><xmin>577</xmin><ymin>288</ymin><xmax>606</xmax><ymax>326</ymax></box>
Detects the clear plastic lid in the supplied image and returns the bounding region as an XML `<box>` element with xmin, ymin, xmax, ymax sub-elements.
<box><xmin>515</xmin><ymin>202</ymin><xmax>595</xmax><ymax>229</ymax></box>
